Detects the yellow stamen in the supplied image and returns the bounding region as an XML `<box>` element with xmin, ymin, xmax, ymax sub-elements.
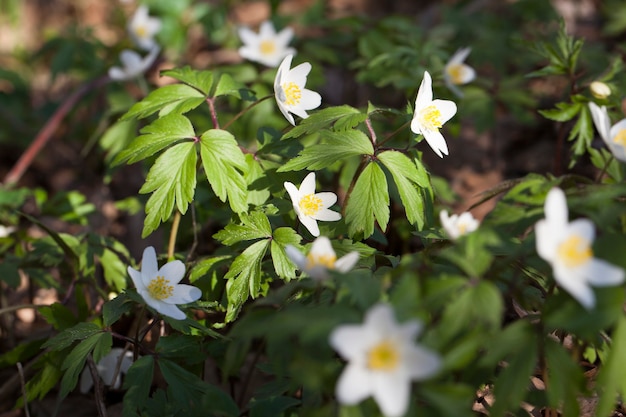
<box><xmin>419</xmin><ymin>104</ymin><xmax>443</xmax><ymax>131</ymax></box>
<box><xmin>306</xmin><ymin>253</ymin><xmax>337</xmax><ymax>269</ymax></box>
<box><xmin>299</xmin><ymin>194</ymin><xmax>322</xmax><ymax>216</ymax></box>
<box><xmin>147</xmin><ymin>276</ymin><xmax>174</xmax><ymax>300</ymax></box>
<box><xmin>613</xmin><ymin>129</ymin><xmax>626</xmax><ymax>147</ymax></box>
<box><xmin>367</xmin><ymin>341</ymin><xmax>400</xmax><ymax>371</ymax></box>
<box><xmin>281</xmin><ymin>82</ymin><xmax>302</xmax><ymax>106</ymax></box>
<box><xmin>259</xmin><ymin>40</ymin><xmax>276</xmax><ymax>56</ymax></box>
<box><xmin>135</xmin><ymin>25</ymin><xmax>148</xmax><ymax>39</ymax></box>
<box><xmin>446</xmin><ymin>63</ymin><xmax>466</xmax><ymax>85</ymax></box>
<box><xmin>557</xmin><ymin>234</ymin><xmax>592</xmax><ymax>268</ymax></box>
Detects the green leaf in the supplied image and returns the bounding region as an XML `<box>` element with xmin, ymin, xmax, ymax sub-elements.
<box><xmin>100</xmin><ymin>118</ymin><xmax>137</xmax><ymax>162</ymax></box>
<box><xmin>200</xmin><ymin>129</ymin><xmax>248</xmax><ymax>214</ymax></box>
<box><xmin>122</xmin><ymin>84</ymin><xmax>206</xmax><ymax>120</ymax></box>
<box><xmin>250</xmin><ymin>396</ymin><xmax>300</xmax><ymax>417</ymax></box>
<box><xmin>213</xmin><ymin>72</ymin><xmax>244</xmax><ymax>99</ymax></box>
<box><xmin>161</xmin><ymin>66</ymin><xmax>214</xmax><ymax>95</ymax></box>
<box><xmin>38</xmin><ymin>303</ymin><xmax>78</xmax><ymax>330</ymax></box>
<box><xmin>596</xmin><ymin>315</ymin><xmax>626</xmax><ymax>416</ymax></box>
<box><xmin>21</xmin><ymin>352</ymin><xmax>63</xmax><ymax>405</ymax></box>
<box><xmin>59</xmin><ymin>331</ymin><xmax>111</xmax><ymax>398</ymax></box>
<box><xmin>103</xmin><ymin>292</ymin><xmax>135</xmax><ymax>327</ymax></box>
<box><xmin>568</xmin><ymin>104</ymin><xmax>593</xmax><ymax>156</ymax></box>
<box><xmin>225</xmin><ymin>239</ymin><xmax>270</xmax><ymax>322</ymax></box>
<box><xmin>213</xmin><ymin>211</ymin><xmax>272</xmax><ymax>246</ymax></box>
<box><xmin>158</xmin><ymin>358</ymin><xmax>208</xmax><ymax>408</ymax></box>
<box><xmin>278</xmin><ymin>130</ymin><xmax>374</xmax><ymax>172</ymax></box>
<box><xmin>282</xmin><ymin>105</ymin><xmax>364</xmax><ymax>139</ymax></box>
<box><xmin>270</xmin><ymin>227</ymin><xmax>302</xmax><ymax>280</ymax></box>
<box><xmin>42</xmin><ymin>322</ymin><xmax>101</xmax><ymax>351</ymax></box>
<box><xmin>123</xmin><ymin>355</ymin><xmax>155</xmax><ymax>416</ymax></box>
<box><xmin>114</xmin><ymin>113</ymin><xmax>195</xmax><ymax>165</ymax></box>
<box><xmin>345</xmin><ymin>162</ymin><xmax>390</xmax><ymax>239</ymax></box>
<box><xmin>545</xmin><ymin>340</ymin><xmax>583</xmax><ymax>416</ymax></box>
<box><xmin>140</xmin><ymin>141</ymin><xmax>197</xmax><ymax>237</ymax></box>
<box><xmin>538</xmin><ymin>101</ymin><xmax>581</xmax><ymax>122</ymax></box>
<box><xmin>378</xmin><ymin>150</ymin><xmax>428</xmax><ymax>228</ymax></box>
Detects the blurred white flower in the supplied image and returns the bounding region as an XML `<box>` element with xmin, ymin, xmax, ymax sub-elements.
<box><xmin>238</xmin><ymin>21</ymin><xmax>296</xmax><ymax>67</ymax></box>
<box><xmin>439</xmin><ymin>210</ymin><xmax>479</xmax><ymax>240</ymax></box>
<box><xmin>285</xmin><ymin>236</ymin><xmax>359</xmax><ymax>280</ymax></box>
<box><xmin>108</xmin><ymin>46</ymin><xmax>160</xmax><ymax>81</ymax></box>
<box><xmin>79</xmin><ymin>348</ymin><xmax>135</xmax><ymax>393</ymax></box>
<box><xmin>127</xmin><ymin>246</ymin><xmax>201</xmax><ymax>320</ymax></box>
<box><xmin>590</xmin><ymin>81</ymin><xmax>611</xmax><ymax>99</ymax></box>
<box><xmin>274</xmin><ymin>54</ymin><xmax>322</xmax><ymax>126</ymax></box>
<box><xmin>0</xmin><ymin>225</ymin><xmax>15</xmax><ymax>238</ymax></box>
<box><xmin>443</xmin><ymin>47</ymin><xmax>476</xmax><ymax>98</ymax></box>
<box><xmin>329</xmin><ymin>304</ymin><xmax>441</xmax><ymax>417</ymax></box>
<box><xmin>411</xmin><ymin>71</ymin><xmax>457</xmax><ymax>158</ymax></box>
<box><xmin>588</xmin><ymin>102</ymin><xmax>626</xmax><ymax>162</ymax></box>
<box><xmin>535</xmin><ymin>187</ymin><xmax>624</xmax><ymax>309</ymax></box>
<box><xmin>284</xmin><ymin>172</ymin><xmax>341</xmax><ymax>237</ymax></box>
<box><xmin>128</xmin><ymin>5</ymin><xmax>161</xmax><ymax>51</ymax></box>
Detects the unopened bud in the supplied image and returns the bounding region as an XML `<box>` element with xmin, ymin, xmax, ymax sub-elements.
<box><xmin>590</xmin><ymin>81</ymin><xmax>611</xmax><ymax>99</ymax></box>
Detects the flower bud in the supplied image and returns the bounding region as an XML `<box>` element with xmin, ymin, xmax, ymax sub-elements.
<box><xmin>590</xmin><ymin>81</ymin><xmax>611</xmax><ymax>99</ymax></box>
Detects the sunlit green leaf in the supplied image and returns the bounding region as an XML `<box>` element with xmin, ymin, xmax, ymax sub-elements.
<box><xmin>122</xmin><ymin>84</ymin><xmax>206</xmax><ymax>120</ymax></box>
<box><xmin>345</xmin><ymin>162</ymin><xmax>390</xmax><ymax>239</ymax></box>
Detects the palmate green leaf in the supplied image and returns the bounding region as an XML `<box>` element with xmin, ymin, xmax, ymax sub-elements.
<box><xmin>161</xmin><ymin>66</ymin><xmax>214</xmax><ymax>95</ymax></box>
<box><xmin>59</xmin><ymin>331</ymin><xmax>112</xmax><ymax>398</ymax></box>
<box><xmin>38</xmin><ymin>302</ymin><xmax>77</xmax><ymax>331</ymax></box>
<box><xmin>20</xmin><ymin>351</ymin><xmax>63</xmax><ymax>406</ymax></box>
<box><xmin>114</xmin><ymin>114</ymin><xmax>195</xmax><ymax>165</ymax></box>
<box><xmin>158</xmin><ymin>358</ymin><xmax>209</xmax><ymax>409</ymax></box>
<box><xmin>103</xmin><ymin>292</ymin><xmax>135</xmax><ymax>327</ymax></box>
<box><xmin>140</xmin><ymin>141</ymin><xmax>197</xmax><ymax>237</ymax></box>
<box><xmin>42</xmin><ymin>322</ymin><xmax>100</xmax><ymax>351</ymax></box>
<box><xmin>277</xmin><ymin>130</ymin><xmax>374</xmax><ymax>172</ymax></box>
<box><xmin>282</xmin><ymin>105</ymin><xmax>364</xmax><ymax>139</ymax></box>
<box><xmin>214</xmin><ymin>211</ymin><xmax>272</xmax><ymax>246</ymax></box>
<box><xmin>345</xmin><ymin>162</ymin><xmax>390</xmax><ymax>239</ymax></box>
<box><xmin>596</xmin><ymin>315</ymin><xmax>626</xmax><ymax>416</ymax></box>
<box><xmin>123</xmin><ymin>355</ymin><xmax>155</xmax><ymax>416</ymax></box>
<box><xmin>270</xmin><ymin>227</ymin><xmax>302</xmax><ymax>280</ymax></box>
<box><xmin>225</xmin><ymin>239</ymin><xmax>270</xmax><ymax>322</ymax></box>
<box><xmin>200</xmin><ymin>129</ymin><xmax>248</xmax><ymax>214</ymax></box>
<box><xmin>122</xmin><ymin>84</ymin><xmax>206</xmax><ymax>120</ymax></box>
<box><xmin>538</xmin><ymin>101</ymin><xmax>581</xmax><ymax>122</ymax></box>
<box><xmin>568</xmin><ymin>104</ymin><xmax>593</xmax><ymax>157</ymax></box>
<box><xmin>378</xmin><ymin>150</ymin><xmax>429</xmax><ymax>229</ymax></box>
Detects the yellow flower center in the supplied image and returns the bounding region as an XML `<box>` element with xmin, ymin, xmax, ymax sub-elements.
<box><xmin>306</xmin><ymin>253</ymin><xmax>337</xmax><ymax>269</ymax></box>
<box><xmin>367</xmin><ymin>340</ymin><xmax>400</xmax><ymax>371</ymax></box>
<box><xmin>419</xmin><ymin>104</ymin><xmax>443</xmax><ymax>131</ymax></box>
<box><xmin>613</xmin><ymin>129</ymin><xmax>626</xmax><ymax>146</ymax></box>
<box><xmin>446</xmin><ymin>63</ymin><xmax>466</xmax><ymax>84</ymax></box>
<box><xmin>281</xmin><ymin>82</ymin><xmax>302</xmax><ymax>106</ymax></box>
<box><xmin>147</xmin><ymin>276</ymin><xmax>174</xmax><ymax>300</ymax></box>
<box><xmin>557</xmin><ymin>234</ymin><xmax>592</xmax><ymax>268</ymax></box>
<box><xmin>135</xmin><ymin>25</ymin><xmax>148</xmax><ymax>39</ymax></box>
<box><xmin>299</xmin><ymin>193</ymin><xmax>322</xmax><ymax>216</ymax></box>
<box><xmin>259</xmin><ymin>40</ymin><xmax>276</xmax><ymax>56</ymax></box>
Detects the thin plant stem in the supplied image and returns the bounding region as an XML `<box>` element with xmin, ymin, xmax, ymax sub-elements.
<box><xmin>595</xmin><ymin>154</ymin><xmax>614</xmax><ymax>183</ymax></box>
<box><xmin>365</xmin><ymin>117</ymin><xmax>377</xmax><ymax>145</ymax></box>
<box><xmin>4</xmin><ymin>76</ymin><xmax>110</xmax><ymax>186</ymax></box>
<box><xmin>17</xmin><ymin>363</ymin><xmax>30</xmax><ymax>417</ymax></box>
<box><xmin>206</xmin><ymin>97</ymin><xmax>220</xmax><ymax>129</ymax></box>
<box><xmin>377</xmin><ymin>120</ymin><xmax>411</xmax><ymax>148</ymax></box>
<box><xmin>222</xmin><ymin>95</ymin><xmax>273</xmax><ymax>130</ymax></box>
<box><xmin>86</xmin><ymin>355</ymin><xmax>108</xmax><ymax>417</ymax></box>
<box><xmin>168</xmin><ymin>210</ymin><xmax>182</xmax><ymax>261</ymax></box>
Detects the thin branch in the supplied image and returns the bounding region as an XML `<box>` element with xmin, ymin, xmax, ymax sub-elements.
<box><xmin>365</xmin><ymin>117</ymin><xmax>377</xmax><ymax>145</ymax></box>
<box><xmin>4</xmin><ymin>75</ymin><xmax>110</xmax><ymax>186</ymax></box>
<box><xmin>206</xmin><ymin>98</ymin><xmax>220</xmax><ymax>129</ymax></box>
<box><xmin>222</xmin><ymin>95</ymin><xmax>273</xmax><ymax>130</ymax></box>
<box><xmin>17</xmin><ymin>362</ymin><xmax>31</xmax><ymax>417</ymax></box>
<box><xmin>167</xmin><ymin>211</ymin><xmax>182</xmax><ymax>261</ymax></box>
<box><xmin>86</xmin><ymin>355</ymin><xmax>108</xmax><ymax>417</ymax></box>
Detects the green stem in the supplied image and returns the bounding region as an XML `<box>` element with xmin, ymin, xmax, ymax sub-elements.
<box><xmin>222</xmin><ymin>95</ymin><xmax>273</xmax><ymax>130</ymax></box>
<box><xmin>167</xmin><ymin>211</ymin><xmax>182</xmax><ymax>261</ymax></box>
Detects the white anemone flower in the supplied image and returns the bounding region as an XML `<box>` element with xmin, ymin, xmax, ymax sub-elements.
<box><xmin>588</xmin><ymin>102</ymin><xmax>626</xmax><ymax>162</ymax></box>
<box><xmin>238</xmin><ymin>20</ymin><xmax>296</xmax><ymax>68</ymax></box>
<box><xmin>79</xmin><ymin>348</ymin><xmax>135</xmax><ymax>393</ymax></box>
<box><xmin>108</xmin><ymin>46</ymin><xmax>160</xmax><ymax>81</ymax></box>
<box><xmin>128</xmin><ymin>5</ymin><xmax>161</xmax><ymax>51</ymax></box>
<box><xmin>127</xmin><ymin>246</ymin><xmax>202</xmax><ymax>320</ymax></box>
<box><xmin>284</xmin><ymin>172</ymin><xmax>341</xmax><ymax>237</ymax></box>
<box><xmin>410</xmin><ymin>71</ymin><xmax>457</xmax><ymax>158</ymax></box>
<box><xmin>329</xmin><ymin>303</ymin><xmax>441</xmax><ymax>417</ymax></box>
<box><xmin>439</xmin><ymin>210</ymin><xmax>479</xmax><ymax>240</ymax></box>
<box><xmin>274</xmin><ymin>54</ymin><xmax>322</xmax><ymax>126</ymax></box>
<box><xmin>443</xmin><ymin>47</ymin><xmax>476</xmax><ymax>98</ymax></box>
<box><xmin>285</xmin><ymin>236</ymin><xmax>359</xmax><ymax>280</ymax></box>
<box><xmin>0</xmin><ymin>225</ymin><xmax>15</xmax><ymax>238</ymax></box>
<box><xmin>535</xmin><ymin>187</ymin><xmax>625</xmax><ymax>309</ymax></box>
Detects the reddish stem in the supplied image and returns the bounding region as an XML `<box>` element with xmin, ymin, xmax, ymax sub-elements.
<box><xmin>206</xmin><ymin>97</ymin><xmax>220</xmax><ymax>129</ymax></box>
<box><xmin>3</xmin><ymin>75</ymin><xmax>110</xmax><ymax>186</ymax></box>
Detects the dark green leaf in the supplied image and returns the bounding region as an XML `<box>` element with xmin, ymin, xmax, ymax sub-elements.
<box><xmin>538</xmin><ymin>102</ymin><xmax>581</xmax><ymax>122</ymax></box>
<box><xmin>42</xmin><ymin>322</ymin><xmax>101</xmax><ymax>351</ymax></box>
<box><xmin>345</xmin><ymin>162</ymin><xmax>390</xmax><ymax>239</ymax></box>
<box><xmin>123</xmin><ymin>355</ymin><xmax>155</xmax><ymax>416</ymax></box>
<box><xmin>59</xmin><ymin>331</ymin><xmax>111</xmax><ymax>398</ymax></box>
<box><xmin>225</xmin><ymin>240</ymin><xmax>269</xmax><ymax>322</ymax></box>
<box><xmin>103</xmin><ymin>293</ymin><xmax>135</xmax><ymax>327</ymax></box>
<box><xmin>282</xmin><ymin>105</ymin><xmax>364</xmax><ymax>139</ymax></box>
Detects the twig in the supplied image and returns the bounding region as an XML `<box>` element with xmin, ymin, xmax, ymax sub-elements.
<box><xmin>365</xmin><ymin>117</ymin><xmax>377</xmax><ymax>145</ymax></box>
<box><xmin>167</xmin><ymin>211</ymin><xmax>182</xmax><ymax>261</ymax></box>
<box><xmin>206</xmin><ymin>98</ymin><xmax>220</xmax><ymax>129</ymax></box>
<box><xmin>86</xmin><ymin>354</ymin><xmax>108</xmax><ymax>417</ymax></box>
<box><xmin>17</xmin><ymin>362</ymin><xmax>30</xmax><ymax>417</ymax></box>
<box><xmin>3</xmin><ymin>75</ymin><xmax>110</xmax><ymax>186</ymax></box>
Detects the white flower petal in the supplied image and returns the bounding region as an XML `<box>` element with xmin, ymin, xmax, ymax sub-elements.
<box><xmin>259</xmin><ymin>20</ymin><xmax>276</xmax><ymax>38</ymax></box>
<box><xmin>286</xmin><ymin>62</ymin><xmax>312</xmax><ymax>86</ymax></box>
<box><xmin>415</xmin><ymin>71</ymin><xmax>433</xmax><ymax>109</ymax></box>
<box><xmin>314</xmin><ymin>208</ymin><xmax>342</xmax><ymax>222</ymax></box>
<box><xmin>335</xmin><ymin>252</ymin><xmax>359</xmax><ymax>273</ymax></box>
<box><xmin>372</xmin><ymin>372</ymin><xmax>410</xmax><ymax>417</ymax></box>
<box><xmin>108</xmin><ymin>66</ymin><xmax>127</xmax><ymax>81</ymax></box>
<box><xmin>275</xmin><ymin>26</ymin><xmax>294</xmax><ymax>47</ymax></box>
<box><xmin>586</xmin><ymin>258</ymin><xmax>625</xmax><ymax>286</ymax></box>
<box><xmin>431</xmin><ymin>99</ymin><xmax>457</xmax><ymax>125</ymax></box>
<box><xmin>237</xmin><ymin>26</ymin><xmax>258</xmax><ymax>46</ymax></box>
<box><xmin>152</xmin><ymin>300</ymin><xmax>186</xmax><ymax>320</ymax></box>
<box><xmin>422</xmin><ymin>129</ymin><xmax>449</xmax><ymax>158</ymax></box>
<box><xmin>335</xmin><ymin>363</ymin><xmax>374</xmax><ymax>405</ymax></box>
<box><xmin>567</xmin><ymin>218</ymin><xmax>595</xmax><ymax>243</ymax></box>
<box><xmin>365</xmin><ymin>304</ymin><xmax>397</xmax><ymax>333</ymax></box>
<box><xmin>159</xmin><ymin>260</ymin><xmax>186</xmax><ymax>285</ymax></box>
<box><xmin>299</xmin><ymin>215</ymin><xmax>320</xmax><ymax>237</ymax></box>
<box><xmin>553</xmin><ymin>266</ymin><xmax>595</xmax><ymax>309</ymax></box>
<box><xmin>315</xmin><ymin>192</ymin><xmax>338</xmax><ymax>208</ymax></box>
<box><xmin>535</xmin><ymin>219</ymin><xmax>558</xmax><ymax>262</ymax></box>
<box><xmin>544</xmin><ymin>188</ymin><xmax>569</xmax><ymax>226</ymax></box>
<box><xmin>449</xmin><ymin>47</ymin><xmax>471</xmax><ymax>65</ymax></box>
<box><xmin>299</xmin><ymin>89</ymin><xmax>322</xmax><ymax>111</ymax></box>
<box><xmin>284</xmin><ymin>181</ymin><xmax>300</xmax><ymax>204</ymax></box>
<box><xmin>167</xmin><ymin>284</ymin><xmax>201</xmax><ymax>304</ymax></box>
<box><xmin>299</xmin><ymin>172</ymin><xmax>317</xmax><ymax>195</ymax></box>
<box><xmin>127</xmin><ymin>267</ymin><xmax>144</xmax><ymax>291</ymax></box>
<box><xmin>403</xmin><ymin>345</ymin><xmax>442</xmax><ymax>380</ymax></box>
<box><xmin>140</xmin><ymin>246</ymin><xmax>158</xmax><ymax>284</ymax></box>
<box><xmin>309</xmin><ymin>236</ymin><xmax>335</xmax><ymax>257</ymax></box>
<box><xmin>589</xmin><ymin>102</ymin><xmax>611</xmax><ymax>143</ymax></box>
<box><xmin>285</xmin><ymin>245</ymin><xmax>307</xmax><ymax>270</ymax></box>
<box><xmin>329</xmin><ymin>324</ymin><xmax>377</xmax><ymax>360</ymax></box>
